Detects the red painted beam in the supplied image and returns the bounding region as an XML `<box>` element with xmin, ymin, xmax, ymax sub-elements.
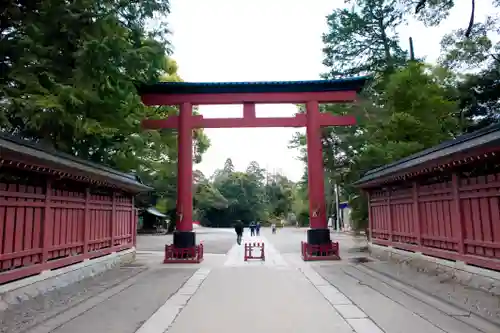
<box><xmin>194</xmin><ymin>115</ymin><xmax>306</xmax><ymax>128</ymax></box>
<box><xmin>141</xmin><ymin>90</ymin><xmax>357</xmax><ymax>106</ymax></box>
<box><xmin>141</xmin><ymin>114</ymin><xmax>357</xmax><ymax>129</ymax></box>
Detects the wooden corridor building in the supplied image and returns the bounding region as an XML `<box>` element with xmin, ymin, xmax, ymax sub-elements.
<box><xmin>357</xmin><ymin>124</ymin><xmax>500</xmax><ymax>271</ymax></box>
<box><xmin>0</xmin><ymin>134</ymin><xmax>150</xmax><ymax>284</ymax></box>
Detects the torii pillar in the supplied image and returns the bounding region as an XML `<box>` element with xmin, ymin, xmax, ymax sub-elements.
<box><xmin>173</xmin><ymin>102</ymin><xmax>196</xmax><ymax>248</ymax></box>
<box><xmin>305</xmin><ymin>101</ymin><xmax>330</xmax><ymax>245</ymax></box>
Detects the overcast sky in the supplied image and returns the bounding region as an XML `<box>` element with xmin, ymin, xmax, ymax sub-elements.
<box><xmin>167</xmin><ymin>0</ymin><xmax>493</xmax><ymax>182</ymax></box>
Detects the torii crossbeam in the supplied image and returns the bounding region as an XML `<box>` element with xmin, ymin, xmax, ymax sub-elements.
<box><xmin>137</xmin><ymin>78</ymin><xmax>369</xmax><ymax>262</ymax></box>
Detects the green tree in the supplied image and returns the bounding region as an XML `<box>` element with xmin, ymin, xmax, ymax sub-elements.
<box><xmin>339</xmin><ymin>63</ymin><xmax>459</xmax><ymax>230</ymax></box>
<box><xmin>193</xmin><ymin>160</ymin><xmax>301</xmax><ymax>227</ymax></box>
<box><xmin>193</xmin><ymin>170</ymin><xmax>229</xmax><ymax>223</ymax></box>
<box><xmin>399</xmin><ymin>0</ymin><xmax>500</xmax><ymax>70</ymax></box>
<box><xmin>290</xmin><ymin>176</ymin><xmax>310</xmax><ymax>227</ymax></box>
<box><xmin>322</xmin><ymin>0</ymin><xmax>408</xmax><ymax>78</ymax></box>
<box><xmin>0</xmin><ymin>0</ymin><xmax>211</xmax><ymax>233</ymax></box>
<box><xmin>223</xmin><ymin>158</ymin><xmax>236</xmax><ymax>174</ymax></box>
<box><xmin>401</xmin><ymin>0</ymin><xmax>455</xmax><ymax>27</ymax></box>
<box><xmin>265</xmin><ymin>173</ymin><xmax>295</xmax><ymax>220</ymax></box>
<box><xmin>421</xmin><ymin>1</ymin><xmax>500</xmax><ymax>132</ymax></box>
<box><xmin>246</xmin><ymin>160</ymin><xmax>266</xmax><ymax>184</ymax></box>
<box><xmin>456</xmin><ymin>62</ymin><xmax>500</xmax><ymax>132</ymax></box>
<box><xmin>1</xmin><ymin>0</ymin><xmax>171</xmax><ymax>167</ymax></box>
<box><xmin>439</xmin><ymin>17</ymin><xmax>499</xmax><ymax>70</ymax></box>
<box><xmin>290</xmin><ymin>0</ymin><xmax>469</xmax><ymax>233</ymax></box>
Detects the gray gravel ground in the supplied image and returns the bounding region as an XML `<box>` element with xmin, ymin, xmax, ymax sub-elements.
<box><xmin>361</xmin><ymin>260</ymin><xmax>500</xmax><ymax>326</ymax></box>
<box><xmin>0</xmin><ymin>264</ymin><xmax>146</xmax><ymax>333</ymax></box>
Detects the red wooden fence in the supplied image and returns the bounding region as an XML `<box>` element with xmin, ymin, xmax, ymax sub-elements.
<box><xmin>369</xmin><ymin>172</ymin><xmax>500</xmax><ymax>271</ymax></box>
<box><xmin>0</xmin><ymin>177</ymin><xmax>138</xmax><ymax>284</ymax></box>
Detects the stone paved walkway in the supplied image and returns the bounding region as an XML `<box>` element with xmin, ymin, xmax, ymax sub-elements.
<box><xmin>6</xmin><ymin>228</ymin><xmax>497</xmax><ymax>333</ymax></box>
<box><xmin>134</xmin><ymin>230</ymin><xmax>497</xmax><ymax>333</ymax></box>
<box><xmin>136</xmin><ymin>233</ymin><xmax>365</xmax><ymax>333</ymax></box>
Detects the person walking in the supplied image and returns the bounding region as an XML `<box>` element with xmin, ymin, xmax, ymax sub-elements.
<box><xmin>249</xmin><ymin>221</ymin><xmax>256</xmax><ymax>236</ymax></box>
<box><xmin>234</xmin><ymin>220</ymin><xmax>244</xmax><ymax>245</ymax></box>
<box><xmin>255</xmin><ymin>222</ymin><xmax>261</xmax><ymax>236</ymax></box>
<box><xmin>271</xmin><ymin>222</ymin><xmax>276</xmax><ymax>234</ymax></box>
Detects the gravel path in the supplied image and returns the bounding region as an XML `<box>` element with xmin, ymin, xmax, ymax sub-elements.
<box><xmin>0</xmin><ymin>263</ymin><xmax>146</xmax><ymax>333</ymax></box>
<box><xmin>361</xmin><ymin>260</ymin><xmax>500</xmax><ymax>326</ymax></box>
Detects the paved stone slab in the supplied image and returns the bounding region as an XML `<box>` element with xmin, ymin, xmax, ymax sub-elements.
<box><xmin>316</xmin><ymin>265</ymin><xmax>487</xmax><ymax>333</ymax></box>
<box><xmin>316</xmin><ymin>285</ymin><xmax>352</xmax><ymax>305</ymax></box>
<box><xmin>135</xmin><ymin>268</ymin><xmax>211</xmax><ymax>333</ymax></box>
<box><xmin>334</xmin><ymin>304</ymin><xmax>368</xmax><ymax>319</ymax></box>
<box><xmin>14</xmin><ymin>228</ymin><xmax>500</xmax><ymax>333</ymax></box>
<box><xmin>347</xmin><ymin>318</ymin><xmax>385</xmax><ymax>333</ymax></box>
<box><xmin>30</xmin><ymin>268</ymin><xmax>196</xmax><ymax>333</ymax></box>
<box><xmin>223</xmin><ymin>235</ymin><xmax>289</xmax><ymax>268</ymax></box>
<box><xmin>167</xmin><ymin>266</ymin><xmax>354</xmax><ymax>333</ymax></box>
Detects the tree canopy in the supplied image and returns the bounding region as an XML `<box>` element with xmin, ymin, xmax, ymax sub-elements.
<box><xmin>4</xmin><ymin>0</ymin><xmax>499</xmax><ymax>233</ymax></box>
<box><xmin>1</xmin><ymin>0</ymin><xmax>209</xmax><ymax>217</ymax></box>
<box><xmin>193</xmin><ymin>159</ymin><xmax>298</xmax><ymax>227</ymax></box>
<box><xmin>292</xmin><ymin>0</ymin><xmax>500</xmax><ymax>231</ymax></box>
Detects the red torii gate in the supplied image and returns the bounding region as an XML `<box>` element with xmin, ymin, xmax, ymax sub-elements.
<box><xmin>138</xmin><ymin>78</ymin><xmax>368</xmax><ymax>262</ymax></box>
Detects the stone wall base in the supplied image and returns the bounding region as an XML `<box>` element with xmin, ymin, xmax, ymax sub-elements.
<box><xmin>0</xmin><ymin>248</ymin><xmax>136</xmax><ymax>310</ymax></box>
<box><xmin>368</xmin><ymin>243</ymin><xmax>500</xmax><ymax>296</ymax></box>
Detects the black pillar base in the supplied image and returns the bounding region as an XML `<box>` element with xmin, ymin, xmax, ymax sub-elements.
<box><xmin>173</xmin><ymin>231</ymin><xmax>196</xmax><ymax>248</ymax></box>
<box><xmin>307</xmin><ymin>228</ymin><xmax>331</xmax><ymax>245</ymax></box>
<box><xmin>172</xmin><ymin>231</ymin><xmax>196</xmax><ymax>259</ymax></box>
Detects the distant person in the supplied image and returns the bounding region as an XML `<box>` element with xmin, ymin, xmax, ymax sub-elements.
<box><xmin>271</xmin><ymin>222</ymin><xmax>276</xmax><ymax>234</ymax></box>
<box><xmin>249</xmin><ymin>221</ymin><xmax>256</xmax><ymax>236</ymax></box>
<box><xmin>255</xmin><ymin>222</ymin><xmax>261</xmax><ymax>236</ymax></box>
<box><xmin>234</xmin><ymin>221</ymin><xmax>244</xmax><ymax>245</ymax></box>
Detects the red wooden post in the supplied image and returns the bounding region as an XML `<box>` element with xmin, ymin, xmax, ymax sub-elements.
<box><xmin>41</xmin><ymin>178</ymin><xmax>53</xmax><ymax>263</ymax></box>
<box><xmin>83</xmin><ymin>187</ymin><xmax>90</xmax><ymax>254</ymax></box>
<box><xmin>131</xmin><ymin>196</ymin><xmax>136</xmax><ymax>246</ymax></box>
<box><xmin>111</xmin><ymin>191</ymin><xmax>116</xmax><ymax>247</ymax></box>
<box><xmin>387</xmin><ymin>188</ymin><xmax>393</xmax><ymax>242</ymax></box>
<box><xmin>243</xmin><ymin>102</ymin><xmax>256</xmax><ymax>119</ymax></box>
<box><xmin>452</xmin><ymin>173</ymin><xmax>465</xmax><ymax>254</ymax></box>
<box><xmin>412</xmin><ymin>181</ymin><xmax>422</xmax><ymax>246</ymax></box>
<box><xmin>177</xmin><ymin>102</ymin><xmax>194</xmax><ymax>232</ymax></box>
<box><xmin>366</xmin><ymin>190</ymin><xmax>372</xmax><ymax>241</ymax></box>
<box><xmin>305</xmin><ymin>101</ymin><xmax>327</xmax><ymax>229</ymax></box>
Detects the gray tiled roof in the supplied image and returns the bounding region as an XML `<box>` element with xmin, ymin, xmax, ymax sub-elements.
<box><xmin>137</xmin><ymin>76</ymin><xmax>370</xmax><ymax>95</ymax></box>
<box><xmin>355</xmin><ymin>123</ymin><xmax>500</xmax><ymax>186</ymax></box>
<box><xmin>0</xmin><ymin>133</ymin><xmax>152</xmax><ymax>193</ymax></box>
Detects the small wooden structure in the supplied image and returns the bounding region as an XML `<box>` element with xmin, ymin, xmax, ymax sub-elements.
<box><xmin>356</xmin><ymin>124</ymin><xmax>500</xmax><ymax>271</ymax></box>
<box><xmin>0</xmin><ymin>134</ymin><xmax>151</xmax><ymax>284</ymax></box>
<box><xmin>244</xmin><ymin>242</ymin><xmax>265</xmax><ymax>261</ymax></box>
<box><xmin>138</xmin><ymin>206</ymin><xmax>168</xmax><ymax>233</ymax></box>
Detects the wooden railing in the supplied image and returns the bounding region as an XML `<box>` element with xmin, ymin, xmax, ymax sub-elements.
<box><xmin>0</xmin><ymin>178</ymin><xmax>137</xmax><ymax>284</ymax></box>
<box><xmin>369</xmin><ymin>172</ymin><xmax>500</xmax><ymax>271</ymax></box>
